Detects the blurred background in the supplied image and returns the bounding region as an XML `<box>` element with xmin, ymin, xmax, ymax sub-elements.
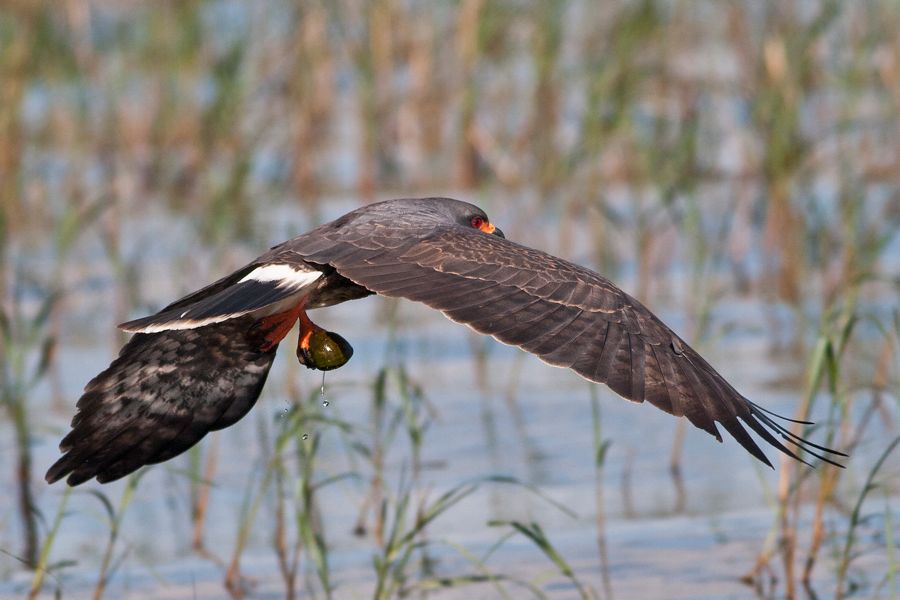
<box><xmin>1</xmin><ymin>1</ymin><xmax>898</xmax><ymax>598</ymax></box>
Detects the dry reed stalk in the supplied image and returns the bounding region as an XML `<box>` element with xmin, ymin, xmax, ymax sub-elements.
<box><xmin>0</xmin><ymin>25</ymin><xmax>27</xmax><ymax>275</ymax></box>
<box><xmin>529</xmin><ymin>1</ymin><xmax>563</xmax><ymax>194</ymax></box>
<box><xmin>272</xmin><ymin>454</ymin><xmax>301</xmax><ymax>600</ymax></box>
<box><xmin>192</xmin><ymin>435</ymin><xmax>220</xmax><ymax>552</ymax></box>
<box><xmin>407</xmin><ymin>20</ymin><xmax>441</xmax><ymax>185</ymax></box>
<box><xmin>763</xmin><ymin>181</ymin><xmax>804</xmax><ymax>307</ymax></box>
<box><xmin>455</xmin><ymin>0</ymin><xmax>484</xmax><ymax>189</ymax></box>
<box><xmin>777</xmin><ymin>456</ymin><xmax>800</xmax><ymax>599</ymax></box>
<box><xmin>291</xmin><ymin>2</ymin><xmax>333</xmax><ymax>209</ymax></box>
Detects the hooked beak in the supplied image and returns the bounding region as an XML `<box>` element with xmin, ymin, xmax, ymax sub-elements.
<box><xmin>479</xmin><ymin>221</ymin><xmax>504</xmax><ymax>238</ymax></box>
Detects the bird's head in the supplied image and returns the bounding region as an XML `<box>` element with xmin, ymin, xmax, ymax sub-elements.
<box><xmin>363</xmin><ymin>197</ymin><xmax>505</xmax><ymax>238</ymax></box>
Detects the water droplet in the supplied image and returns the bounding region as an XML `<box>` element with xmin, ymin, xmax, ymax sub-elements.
<box><xmin>302</xmin><ymin>433</ymin><xmax>309</xmax><ymax>440</ymax></box>
<box><xmin>320</xmin><ymin>372</ymin><xmax>329</xmax><ymax>408</ymax></box>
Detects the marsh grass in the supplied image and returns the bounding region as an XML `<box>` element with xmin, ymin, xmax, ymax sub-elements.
<box><xmin>746</xmin><ymin>293</ymin><xmax>869</xmax><ymax>594</ymax></box>
<box><xmin>371</xmin><ymin>474</ymin><xmax>478</xmax><ymax>599</ymax></box>
<box><xmin>89</xmin><ymin>473</ymin><xmax>144</xmax><ymax>600</ymax></box>
<box><xmin>0</xmin><ymin>195</ymin><xmax>105</xmax><ymax>570</ymax></box>
<box><xmin>223</xmin><ymin>387</ymin><xmax>358</xmax><ymax>599</ymax></box>
<box><xmin>835</xmin><ymin>435</ymin><xmax>900</xmax><ymax>599</ymax></box>
<box><xmin>590</xmin><ymin>386</ymin><xmax>613</xmax><ymax>600</ymax></box>
<box><xmin>0</xmin><ymin>284</ymin><xmax>57</xmax><ymax>567</ymax></box>
<box><xmin>187</xmin><ymin>437</ymin><xmax>218</xmax><ymax>556</ymax></box>
<box><xmin>352</xmin><ymin>363</ymin><xmax>432</xmax><ymax>543</ymax></box>
<box><xmin>1</xmin><ymin>1</ymin><xmax>899</xmax><ymax>598</ymax></box>
<box><xmin>884</xmin><ymin>497</ymin><xmax>898</xmax><ymax>600</ymax></box>
<box><xmin>370</xmin><ymin>473</ymin><xmax>580</xmax><ymax>600</ymax></box>
<box><xmin>26</xmin><ymin>486</ymin><xmax>70</xmax><ymax>599</ymax></box>
<box><xmin>740</xmin><ymin>173</ymin><xmax>900</xmax><ymax>597</ymax></box>
<box><xmin>490</xmin><ymin>520</ymin><xmax>595</xmax><ymax>600</ymax></box>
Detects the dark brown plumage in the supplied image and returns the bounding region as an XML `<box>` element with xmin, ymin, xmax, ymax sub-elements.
<box><xmin>46</xmin><ymin>197</ymin><xmax>845</xmax><ymax>486</ymax></box>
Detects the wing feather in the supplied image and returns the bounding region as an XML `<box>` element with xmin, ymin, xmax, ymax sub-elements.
<box><xmin>593</xmin><ymin>320</ymin><xmax>625</xmax><ymax>386</ymax></box>
<box><xmin>120</xmin><ymin>263</ymin><xmax>322</xmax><ymax>333</ymax></box>
<box><xmin>520</xmin><ymin>308</ymin><xmax>585</xmax><ymax>354</ymax></box>
<box><xmin>289</xmin><ymin>225</ymin><xmax>845</xmax><ymax>467</ymax></box>
<box><xmin>628</xmin><ymin>334</ymin><xmax>646</xmax><ymax>403</ymax></box>
<box><xmin>533</xmin><ymin>312</ymin><xmax>596</xmax><ymax>368</ymax></box>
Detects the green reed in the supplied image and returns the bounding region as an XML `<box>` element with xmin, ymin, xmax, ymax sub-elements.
<box><xmin>26</xmin><ymin>486</ymin><xmax>70</xmax><ymax>599</ymax></box>
<box><xmin>590</xmin><ymin>385</ymin><xmax>613</xmax><ymax>600</ymax></box>
<box><xmin>371</xmin><ymin>475</ymin><xmax>478</xmax><ymax>599</ymax></box>
<box><xmin>743</xmin><ymin>189</ymin><xmax>900</xmax><ymax>597</ymax></box>
<box><xmin>89</xmin><ymin>474</ymin><xmax>143</xmax><ymax>600</ymax></box>
<box><xmin>369</xmin><ymin>473</ymin><xmax>579</xmax><ymax>599</ymax></box>
<box><xmin>488</xmin><ymin>519</ymin><xmax>594</xmax><ymax>600</ymax></box>
<box><xmin>885</xmin><ymin>497</ymin><xmax>897</xmax><ymax>600</ymax></box>
<box><xmin>0</xmin><ymin>285</ymin><xmax>56</xmax><ymax>567</ymax></box>
<box><xmin>353</xmin><ymin>362</ymin><xmax>431</xmax><ymax>542</ymax></box>
<box><xmin>0</xmin><ymin>190</ymin><xmax>105</xmax><ymax>571</ymax></box>
<box><xmin>836</xmin><ymin>436</ymin><xmax>900</xmax><ymax>599</ymax></box>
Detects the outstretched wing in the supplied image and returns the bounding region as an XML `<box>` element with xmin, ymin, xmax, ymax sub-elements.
<box><xmin>294</xmin><ymin>225</ymin><xmax>844</xmax><ymax>468</ymax></box>
<box><xmin>46</xmin><ymin>316</ymin><xmax>278</xmax><ymax>485</ymax></box>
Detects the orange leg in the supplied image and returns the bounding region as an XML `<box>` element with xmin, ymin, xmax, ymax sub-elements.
<box><xmin>257</xmin><ymin>303</ymin><xmax>309</xmax><ymax>352</ymax></box>
<box><xmin>257</xmin><ymin>301</ymin><xmax>327</xmax><ymax>354</ymax></box>
<box><xmin>296</xmin><ymin>310</ymin><xmax>324</xmax><ymax>356</ymax></box>
<box><xmin>257</xmin><ymin>302</ymin><xmax>352</xmax><ymax>370</ymax></box>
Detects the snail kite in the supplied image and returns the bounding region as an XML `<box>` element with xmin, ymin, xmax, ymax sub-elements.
<box><xmin>46</xmin><ymin>197</ymin><xmax>844</xmax><ymax>485</ymax></box>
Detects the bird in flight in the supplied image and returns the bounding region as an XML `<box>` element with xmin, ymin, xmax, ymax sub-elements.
<box><xmin>46</xmin><ymin>197</ymin><xmax>845</xmax><ymax>485</ymax></box>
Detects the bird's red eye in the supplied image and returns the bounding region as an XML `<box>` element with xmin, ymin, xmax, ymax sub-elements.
<box><xmin>470</xmin><ymin>216</ymin><xmax>485</xmax><ymax>229</ymax></box>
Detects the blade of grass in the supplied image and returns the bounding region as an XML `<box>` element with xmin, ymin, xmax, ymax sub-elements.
<box><xmin>488</xmin><ymin>520</ymin><xmax>593</xmax><ymax>600</ymax></box>
<box><xmin>836</xmin><ymin>435</ymin><xmax>900</xmax><ymax>599</ymax></box>
<box><xmin>27</xmin><ymin>487</ymin><xmax>71</xmax><ymax>599</ymax></box>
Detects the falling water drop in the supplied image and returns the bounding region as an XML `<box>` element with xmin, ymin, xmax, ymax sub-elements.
<box><xmin>320</xmin><ymin>372</ymin><xmax>329</xmax><ymax>407</ymax></box>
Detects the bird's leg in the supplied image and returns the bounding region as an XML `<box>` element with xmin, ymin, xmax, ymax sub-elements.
<box><xmin>256</xmin><ymin>303</ymin><xmax>353</xmax><ymax>370</ymax></box>
<box><xmin>295</xmin><ymin>310</ymin><xmax>354</xmax><ymax>371</ymax></box>
<box><xmin>257</xmin><ymin>303</ymin><xmax>306</xmax><ymax>352</ymax></box>
<box><xmin>296</xmin><ymin>310</ymin><xmax>321</xmax><ymax>357</ymax></box>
